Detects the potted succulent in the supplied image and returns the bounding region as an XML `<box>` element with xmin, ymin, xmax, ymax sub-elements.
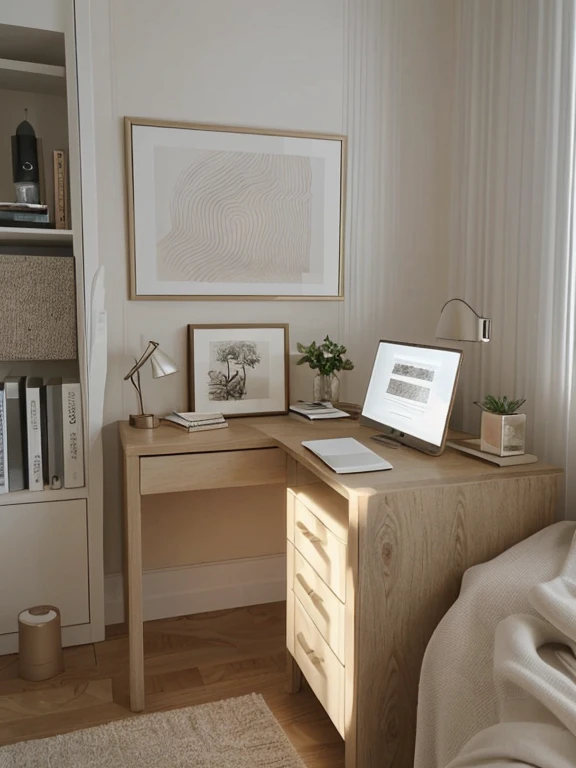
<box><xmin>475</xmin><ymin>395</ymin><xmax>527</xmax><ymax>456</ymax></box>
<box><xmin>296</xmin><ymin>336</ymin><xmax>354</xmax><ymax>403</ymax></box>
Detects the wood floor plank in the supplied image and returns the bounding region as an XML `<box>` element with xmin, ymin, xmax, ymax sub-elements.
<box><xmin>198</xmin><ymin>654</ymin><xmax>285</xmax><ymax>686</ymax></box>
<box><xmin>0</xmin><ymin>603</ymin><xmax>344</xmax><ymax>768</ymax></box>
<box><xmin>0</xmin><ymin>679</ymin><xmax>113</xmax><ymax>723</ymax></box>
<box><xmin>0</xmin><ymin>702</ymin><xmax>130</xmax><ymax>746</ymax></box>
<box><xmin>144</xmin><ymin>666</ymin><xmax>203</xmax><ymax>695</ymax></box>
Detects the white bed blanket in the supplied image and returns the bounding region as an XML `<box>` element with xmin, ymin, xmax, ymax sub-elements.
<box><xmin>415</xmin><ymin>521</ymin><xmax>576</xmax><ymax>767</ymax></box>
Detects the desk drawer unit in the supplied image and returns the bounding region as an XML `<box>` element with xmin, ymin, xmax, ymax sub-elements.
<box><xmin>291</xmin><ymin>591</ymin><xmax>345</xmax><ymax>738</ymax></box>
<box><xmin>140</xmin><ymin>448</ymin><xmax>286</xmax><ymax>495</ymax></box>
<box><xmin>288</xmin><ymin>542</ymin><xmax>345</xmax><ymax>663</ymax></box>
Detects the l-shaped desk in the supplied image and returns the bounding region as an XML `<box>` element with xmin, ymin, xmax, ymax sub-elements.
<box><xmin>120</xmin><ymin>416</ymin><xmax>561</xmax><ymax>768</ymax></box>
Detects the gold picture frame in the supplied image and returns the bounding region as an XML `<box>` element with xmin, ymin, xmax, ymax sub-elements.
<box><xmin>125</xmin><ymin>117</ymin><xmax>346</xmax><ymax>301</ymax></box>
<box><xmin>187</xmin><ymin>323</ymin><xmax>289</xmax><ymax>417</ymax></box>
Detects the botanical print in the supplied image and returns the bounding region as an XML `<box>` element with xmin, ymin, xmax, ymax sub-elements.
<box><xmin>207</xmin><ymin>340</ymin><xmax>269</xmax><ymax>401</ymax></box>
<box><xmin>188</xmin><ymin>325</ymin><xmax>288</xmax><ymax>417</ymax></box>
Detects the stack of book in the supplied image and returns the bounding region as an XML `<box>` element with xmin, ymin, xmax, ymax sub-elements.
<box><xmin>161</xmin><ymin>411</ymin><xmax>228</xmax><ymax>433</ymax></box>
<box><xmin>0</xmin><ymin>202</ymin><xmax>51</xmax><ymax>228</ymax></box>
<box><xmin>289</xmin><ymin>401</ymin><xmax>350</xmax><ymax>420</ymax></box>
<box><xmin>0</xmin><ymin>377</ymin><xmax>84</xmax><ymax>494</ymax></box>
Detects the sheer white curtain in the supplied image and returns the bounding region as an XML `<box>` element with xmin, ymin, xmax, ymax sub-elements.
<box><xmin>449</xmin><ymin>0</ymin><xmax>576</xmax><ymax>516</ymax></box>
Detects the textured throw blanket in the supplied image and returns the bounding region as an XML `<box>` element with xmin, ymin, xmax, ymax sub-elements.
<box><xmin>415</xmin><ymin>521</ymin><xmax>576</xmax><ymax>767</ymax></box>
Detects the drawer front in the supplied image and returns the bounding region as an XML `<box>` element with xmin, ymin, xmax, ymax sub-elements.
<box><xmin>0</xmin><ymin>500</ymin><xmax>89</xmax><ymax>635</ymax></box>
<box><xmin>292</xmin><ymin>592</ymin><xmax>345</xmax><ymax>738</ymax></box>
<box><xmin>288</xmin><ymin>542</ymin><xmax>345</xmax><ymax>663</ymax></box>
<box><xmin>141</xmin><ymin>448</ymin><xmax>286</xmax><ymax>495</ymax></box>
<box><xmin>288</xmin><ymin>498</ymin><xmax>347</xmax><ymax>601</ymax></box>
<box><xmin>288</xmin><ymin>485</ymin><xmax>349</xmax><ymax>543</ymax></box>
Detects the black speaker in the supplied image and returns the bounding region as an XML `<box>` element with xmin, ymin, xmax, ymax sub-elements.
<box><xmin>11</xmin><ymin>120</ymin><xmax>39</xmax><ymax>184</ymax></box>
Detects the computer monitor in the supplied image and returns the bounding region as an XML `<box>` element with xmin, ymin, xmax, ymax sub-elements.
<box><xmin>360</xmin><ymin>340</ymin><xmax>463</xmax><ymax>456</ymax></box>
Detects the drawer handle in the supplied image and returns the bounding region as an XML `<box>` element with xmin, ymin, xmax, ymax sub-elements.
<box><xmin>296</xmin><ymin>521</ymin><xmax>321</xmax><ymax>543</ymax></box>
<box><xmin>296</xmin><ymin>573</ymin><xmax>323</xmax><ymax>602</ymax></box>
<box><xmin>296</xmin><ymin>632</ymin><xmax>324</xmax><ymax>666</ymax></box>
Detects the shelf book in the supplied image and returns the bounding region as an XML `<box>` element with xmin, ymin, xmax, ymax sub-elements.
<box><xmin>0</xmin><ymin>376</ymin><xmax>84</xmax><ymax>494</ymax></box>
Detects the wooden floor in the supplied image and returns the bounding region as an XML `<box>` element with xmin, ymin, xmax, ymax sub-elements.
<box><xmin>0</xmin><ymin>602</ymin><xmax>344</xmax><ymax>766</ymax></box>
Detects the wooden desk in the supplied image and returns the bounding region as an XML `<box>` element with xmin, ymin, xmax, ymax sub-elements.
<box><xmin>120</xmin><ymin>417</ymin><xmax>561</xmax><ymax>767</ymax></box>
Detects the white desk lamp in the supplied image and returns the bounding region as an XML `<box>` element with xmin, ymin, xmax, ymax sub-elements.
<box><xmin>436</xmin><ymin>298</ymin><xmax>491</xmax><ymax>343</ymax></box>
<box><xmin>124</xmin><ymin>340</ymin><xmax>178</xmax><ymax>428</ymax></box>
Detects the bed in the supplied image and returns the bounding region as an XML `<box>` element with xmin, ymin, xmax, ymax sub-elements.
<box><xmin>415</xmin><ymin>521</ymin><xmax>576</xmax><ymax>767</ymax></box>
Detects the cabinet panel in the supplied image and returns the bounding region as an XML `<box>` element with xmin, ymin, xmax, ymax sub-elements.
<box><xmin>0</xmin><ymin>499</ymin><xmax>89</xmax><ymax>635</ymax></box>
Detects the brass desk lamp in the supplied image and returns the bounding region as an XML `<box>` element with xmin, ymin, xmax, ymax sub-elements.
<box><xmin>124</xmin><ymin>340</ymin><xmax>178</xmax><ymax>428</ymax></box>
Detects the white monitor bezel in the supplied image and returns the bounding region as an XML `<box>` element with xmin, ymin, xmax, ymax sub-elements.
<box><xmin>359</xmin><ymin>340</ymin><xmax>464</xmax><ymax>456</ymax></box>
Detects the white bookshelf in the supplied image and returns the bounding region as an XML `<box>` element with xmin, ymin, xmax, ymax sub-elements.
<box><xmin>0</xmin><ymin>57</ymin><xmax>66</xmax><ymax>95</ymax></box>
<box><xmin>0</xmin><ymin>1</ymin><xmax>105</xmax><ymax>655</ymax></box>
<box><xmin>0</xmin><ymin>486</ymin><xmax>87</xmax><ymax>507</ymax></box>
<box><xmin>0</xmin><ymin>226</ymin><xmax>73</xmax><ymax>245</ymax></box>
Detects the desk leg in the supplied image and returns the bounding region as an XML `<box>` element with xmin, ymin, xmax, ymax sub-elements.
<box><xmin>124</xmin><ymin>455</ymin><xmax>145</xmax><ymax>712</ymax></box>
<box><xmin>288</xmin><ymin>652</ymin><xmax>302</xmax><ymax>694</ymax></box>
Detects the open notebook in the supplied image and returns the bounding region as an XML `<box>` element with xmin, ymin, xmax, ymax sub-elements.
<box><xmin>302</xmin><ymin>438</ymin><xmax>393</xmax><ymax>474</ymax></box>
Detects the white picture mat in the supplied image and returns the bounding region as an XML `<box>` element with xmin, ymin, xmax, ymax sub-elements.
<box><xmin>130</xmin><ymin>125</ymin><xmax>343</xmax><ymax>297</ymax></box>
<box><xmin>191</xmin><ymin>327</ymin><xmax>287</xmax><ymax>415</ymax></box>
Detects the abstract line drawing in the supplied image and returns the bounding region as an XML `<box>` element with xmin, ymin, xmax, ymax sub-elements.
<box><xmin>126</xmin><ymin>118</ymin><xmax>345</xmax><ymax>299</ymax></box>
<box><xmin>158</xmin><ymin>151</ymin><xmax>313</xmax><ymax>284</ymax></box>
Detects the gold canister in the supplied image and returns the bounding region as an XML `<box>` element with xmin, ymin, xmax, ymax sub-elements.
<box><xmin>18</xmin><ymin>605</ymin><xmax>64</xmax><ymax>681</ymax></box>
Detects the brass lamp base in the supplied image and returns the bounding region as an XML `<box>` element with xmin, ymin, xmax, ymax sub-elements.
<box><xmin>129</xmin><ymin>413</ymin><xmax>159</xmax><ymax>429</ymax></box>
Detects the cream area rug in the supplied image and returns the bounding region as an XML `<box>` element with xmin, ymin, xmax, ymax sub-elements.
<box><xmin>0</xmin><ymin>694</ymin><xmax>305</xmax><ymax>767</ymax></box>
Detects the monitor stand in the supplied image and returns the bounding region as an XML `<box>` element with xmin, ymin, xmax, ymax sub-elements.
<box><xmin>371</xmin><ymin>434</ymin><xmax>402</xmax><ymax>449</ymax></box>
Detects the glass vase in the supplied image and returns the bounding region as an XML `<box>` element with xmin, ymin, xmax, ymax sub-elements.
<box><xmin>313</xmin><ymin>373</ymin><xmax>340</xmax><ymax>403</ymax></box>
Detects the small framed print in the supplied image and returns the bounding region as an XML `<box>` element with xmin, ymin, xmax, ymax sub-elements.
<box><xmin>188</xmin><ymin>324</ymin><xmax>289</xmax><ymax>417</ymax></box>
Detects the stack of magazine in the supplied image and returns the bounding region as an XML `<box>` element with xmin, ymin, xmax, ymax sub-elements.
<box><xmin>289</xmin><ymin>401</ymin><xmax>350</xmax><ymax>420</ymax></box>
<box><xmin>0</xmin><ymin>377</ymin><xmax>84</xmax><ymax>494</ymax></box>
<box><xmin>0</xmin><ymin>202</ymin><xmax>51</xmax><ymax>228</ymax></box>
<box><xmin>161</xmin><ymin>411</ymin><xmax>228</xmax><ymax>433</ymax></box>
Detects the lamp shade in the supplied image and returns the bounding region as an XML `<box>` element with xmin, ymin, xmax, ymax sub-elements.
<box><xmin>436</xmin><ymin>298</ymin><xmax>491</xmax><ymax>343</ymax></box>
<box><xmin>150</xmin><ymin>348</ymin><xmax>178</xmax><ymax>378</ymax></box>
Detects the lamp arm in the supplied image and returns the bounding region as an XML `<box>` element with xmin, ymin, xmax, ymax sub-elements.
<box><xmin>439</xmin><ymin>298</ymin><xmax>483</xmax><ymax>318</ymax></box>
<box><xmin>123</xmin><ymin>340</ymin><xmax>159</xmax><ymax>381</ymax></box>
<box><xmin>129</xmin><ymin>368</ymin><xmax>145</xmax><ymax>416</ymax></box>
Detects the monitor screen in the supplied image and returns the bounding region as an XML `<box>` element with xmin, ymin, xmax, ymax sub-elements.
<box><xmin>360</xmin><ymin>340</ymin><xmax>463</xmax><ymax>455</ymax></box>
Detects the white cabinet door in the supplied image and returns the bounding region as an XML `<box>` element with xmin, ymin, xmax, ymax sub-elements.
<box><xmin>0</xmin><ymin>500</ymin><xmax>89</xmax><ymax>635</ymax></box>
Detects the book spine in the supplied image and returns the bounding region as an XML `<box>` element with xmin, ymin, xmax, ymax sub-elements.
<box><xmin>0</xmin><ymin>211</ymin><xmax>50</xmax><ymax>223</ymax></box>
<box><xmin>47</xmin><ymin>384</ymin><xmax>64</xmax><ymax>489</ymax></box>
<box><xmin>40</xmin><ymin>385</ymin><xmax>49</xmax><ymax>486</ymax></box>
<box><xmin>5</xmin><ymin>382</ymin><xmax>26</xmax><ymax>491</ymax></box>
<box><xmin>184</xmin><ymin>419</ymin><xmax>225</xmax><ymax>427</ymax></box>
<box><xmin>62</xmin><ymin>383</ymin><xmax>84</xmax><ymax>488</ymax></box>
<box><xmin>53</xmin><ymin>150</ymin><xmax>68</xmax><ymax>230</ymax></box>
<box><xmin>0</xmin><ymin>204</ymin><xmax>49</xmax><ymax>212</ymax></box>
<box><xmin>0</xmin><ymin>389</ymin><xmax>7</xmax><ymax>494</ymax></box>
<box><xmin>26</xmin><ymin>385</ymin><xmax>43</xmax><ymax>491</ymax></box>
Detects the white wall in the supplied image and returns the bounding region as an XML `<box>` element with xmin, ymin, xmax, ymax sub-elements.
<box><xmin>91</xmin><ymin>0</ymin><xmax>455</xmax><ymax>580</ymax></box>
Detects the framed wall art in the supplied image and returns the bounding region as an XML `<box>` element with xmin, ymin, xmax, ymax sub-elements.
<box><xmin>188</xmin><ymin>324</ymin><xmax>289</xmax><ymax>416</ymax></box>
<box><xmin>125</xmin><ymin>118</ymin><xmax>346</xmax><ymax>300</ymax></box>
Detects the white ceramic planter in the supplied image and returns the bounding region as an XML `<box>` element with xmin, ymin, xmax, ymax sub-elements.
<box><xmin>480</xmin><ymin>412</ymin><xmax>526</xmax><ymax>456</ymax></box>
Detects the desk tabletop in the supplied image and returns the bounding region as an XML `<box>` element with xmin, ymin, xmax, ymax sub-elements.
<box><xmin>119</xmin><ymin>416</ymin><xmax>561</xmax><ymax>499</ymax></box>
